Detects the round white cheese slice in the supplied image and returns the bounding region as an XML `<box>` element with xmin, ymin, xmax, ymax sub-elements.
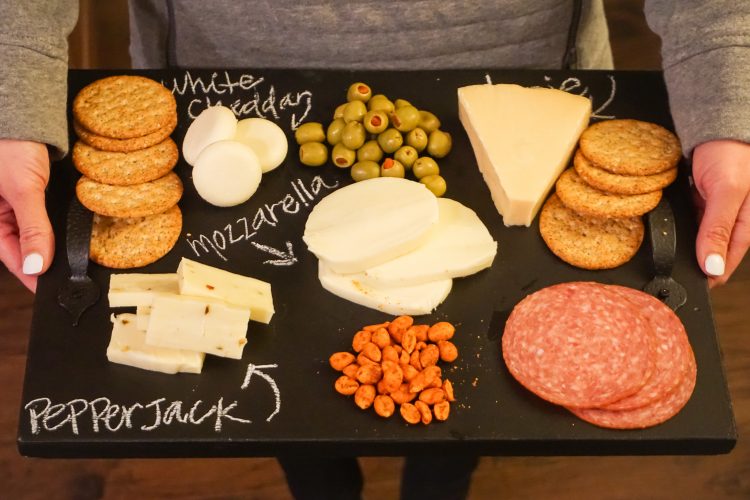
<box><xmin>318</xmin><ymin>261</ymin><xmax>452</xmax><ymax>316</ymax></box>
<box><xmin>192</xmin><ymin>140</ymin><xmax>262</xmax><ymax>207</ymax></box>
<box><xmin>182</xmin><ymin>105</ymin><xmax>238</xmax><ymax>166</ymax></box>
<box><xmin>358</xmin><ymin>198</ymin><xmax>498</xmax><ymax>286</ymax></box>
<box><xmin>303</xmin><ymin>177</ymin><xmax>439</xmax><ymax>274</ymax></box>
<box><xmin>234</xmin><ymin>118</ymin><xmax>288</xmax><ymax>173</ymax></box>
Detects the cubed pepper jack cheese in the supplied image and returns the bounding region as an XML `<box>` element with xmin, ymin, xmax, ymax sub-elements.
<box><xmin>177</xmin><ymin>257</ymin><xmax>274</xmax><ymax>323</ymax></box>
<box><xmin>108</xmin><ymin>273</ymin><xmax>179</xmax><ymax>307</ymax></box>
<box><xmin>458</xmin><ymin>84</ymin><xmax>591</xmax><ymax>226</ymax></box>
<box><xmin>145</xmin><ymin>294</ymin><xmax>250</xmax><ymax>359</ymax></box>
<box><xmin>107</xmin><ymin>314</ymin><xmax>204</xmax><ymax>374</ymax></box>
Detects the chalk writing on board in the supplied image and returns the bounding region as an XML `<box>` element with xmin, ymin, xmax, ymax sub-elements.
<box><xmin>165</xmin><ymin>70</ymin><xmax>313</xmax><ymax>130</ymax></box>
<box><xmin>544</xmin><ymin>74</ymin><xmax>617</xmax><ymax>119</ymax></box>
<box><xmin>23</xmin><ymin>361</ymin><xmax>282</xmax><ymax>436</ymax></box>
<box><xmin>251</xmin><ymin>241</ymin><xmax>297</xmax><ymax>266</ymax></box>
<box><xmin>242</xmin><ymin>363</ymin><xmax>281</xmax><ymax>422</ymax></box>
<box><xmin>185</xmin><ymin>175</ymin><xmax>339</xmax><ymax>262</ymax></box>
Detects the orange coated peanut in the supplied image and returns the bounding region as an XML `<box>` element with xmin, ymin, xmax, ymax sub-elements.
<box><xmin>409</xmin><ymin>324</ymin><xmax>429</xmax><ymax>342</ymax></box>
<box><xmin>400</xmin><ymin>403</ymin><xmax>421</xmax><ymax>424</ymax></box>
<box><xmin>343</xmin><ymin>363</ymin><xmax>359</xmax><ymax>379</ymax></box>
<box><xmin>409</xmin><ymin>351</ymin><xmax>422</xmax><ymax>371</ymax></box>
<box><xmin>374</xmin><ymin>395</ymin><xmax>396</xmax><ymax>418</ymax></box>
<box><xmin>356</xmin><ymin>363</ymin><xmax>383</xmax><ymax>385</ymax></box>
<box><xmin>419</xmin><ymin>344</ymin><xmax>440</xmax><ymax>367</ymax></box>
<box><xmin>357</xmin><ymin>352</ymin><xmax>377</xmax><ymax>367</ymax></box>
<box><xmin>409</xmin><ymin>365</ymin><xmax>441</xmax><ymax>392</ymax></box>
<box><xmin>362</xmin><ymin>342</ymin><xmax>382</xmax><ymax>363</ymax></box>
<box><xmin>377</xmin><ymin>379</ymin><xmax>389</xmax><ymax>395</ymax></box>
<box><xmin>329</xmin><ymin>352</ymin><xmax>355</xmax><ymax>371</ymax></box>
<box><xmin>438</xmin><ymin>340</ymin><xmax>458</xmax><ymax>362</ymax></box>
<box><xmin>335</xmin><ymin>375</ymin><xmax>359</xmax><ymax>396</ymax></box>
<box><xmin>399</xmin><ymin>350</ymin><xmax>410</xmax><ymax>364</ymax></box>
<box><xmin>388</xmin><ymin>315</ymin><xmax>414</xmax><ymax>338</ymax></box>
<box><xmin>428</xmin><ymin>321</ymin><xmax>455</xmax><ymax>342</ymax></box>
<box><xmin>401</xmin><ymin>328</ymin><xmax>417</xmax><ymax>354</ymax></box>
<box><xmin>400</xmin><ymin>362</ymin><xmax>419</xmax><ymax>382</ymax></box>
<box><xmin>414</xmin><ymin>400</ymin><xmax>432</xmax><ymax>425</ymax></box>
<box><xmin>443</xmin><ymin>379</ymin><xmax>455</xmax><ymax>402</ymax></box>
<box><xmin>355</xmin><ymin>384</ymin><xmax>376</xmax><ymax>409</ymax></box>
<box><xmin>363</xmin><ymin>321</ymin><xmax>390</xmax><ymax>332</ymax></box>
<box><xmin>428</xmin><ymin>376</ymin><xmax>443</xmax><ymax>389</ymax></box>
<box><xmin>352</xmin><ymin>330</ymin><xmax>371</xmax><ymax>352</ymax></box>
<box><xmin>419</xmin><ymin>387</ymin><xmax>446</xmax><ymax>405</ymax></box>
<box><xmin>433</xmin><ymin>401</ymin><xmax>450</xmax><ymax>421</ymax></box>
<box><xmin>381</xmin><ymin>360</ymin><xmax>404</xmax><ymax>393</ymax></box>
<box><xmin>391</xmin><ymin>383</ymin><xmax>417</xmax><ymax>404</ymax></box>
<box><xmin>415</xmin><ymin>341</ymin><xmax>427</xmax><ymax>352</ymax></box>
<box><xmin>371</xmin><ymin>327</ymin><xmax>391</xmax><ymax>349</ymax></box>
<box><xmin>382</xmin><ymin>345</ymin><xmax>399</xmax><ymax>363</ymax></box>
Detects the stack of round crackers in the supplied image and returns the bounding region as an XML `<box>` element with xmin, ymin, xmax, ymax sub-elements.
<box><xmin>72</xmin><ymin>75</ymin><xmax>183</xmax><ymax>269</ymax></box>
<box><xmin>540</xmin><ymin>119</ymin><xmax>681</xmax><ymax>270</ymax></box>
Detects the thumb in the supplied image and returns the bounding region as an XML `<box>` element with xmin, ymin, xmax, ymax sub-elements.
<box><xmin>695</xmin><ymin>183</ymin><xmax>743</xmax><ymax>279</ymax></box>
<box><xmin>10</xmin><ymin>186</ymin><xmax>55</xmax><ymax>278</ymax></box>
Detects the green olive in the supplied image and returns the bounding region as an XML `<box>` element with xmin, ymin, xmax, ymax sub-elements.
<box><xmin>406</xmin><ymin>127</ymin><xmax>428</xmax><ymax>152</ymax></box>
<box><xmin>357</xmin><ymin>140</ymin><xmax>384</xmax><ymax>163</ymax></box>
<box><xmin>394</xmin><ymin>146</ymin><xmax>418</xmax><ymax>169</ymax></box>
<box><xmin>333</xmin><ymin>103</ymin><xmax>347</xmax><ymax>120</ymax></box>
<box><xmin>380</xmin><ymin>158</ymin><xmax>406</xmax><ymax>178</ymax></box>
<box><xmin>413</xmin><ymin>156</ymin><xmax>440</xmax><ymax>179</ymax></box>
<box><xmin>363</xmin><ymin>110</ymin><xmax>389</xmax><ymax>134</ymax></box>
<box><xmin>395</xmin><ymin>98</ymin><xmax>412</xmax><ymax>109</ymax></box>
<box><xmin>343</xmin><ymin>100</ymin><xmax>367</xmax><ymax>123</ymax></box>
<box><xmin>351</xmin><ymin>160</ymin><xmax>381</xmax><ymax>182</ymax></box>
<box><xmin>390</xmin><ymin>105</ymin><xmax>420</xmax><ymax>133</ymax></box>
<box><xmin>418</xmin><ymin>111</ymin><xmax>441</xmax><ymax>133</ymax></box>
<box><xmin>420</xmin><ymin>174</ymin><xmax>447</xmax><ymax>197</ymax></box>
<box><xmin>299</xmin><ymin>142</ymin><xmax>328</xmax><ymax>167</ymax></box>
<box><xmin>341</xmin><ymin>121</ymin><xmax>366</xmax><ymax>150</ymax></box>
<box><xmin>326</xmin><ymin>118</ymin><xmax>347</xmax><ymax>145</ymax></box>
<box><xmin>377</xmin><ymin>128</ymin><xmax>403</xmax><ymax>154</ymax></box>
<box><xmin>427</xmin><ymin>129</ymin><xmax>452</xmax><ymax>158</ymax></box>
<box><xmin>347</xmin><ymin>82</ymin><xmax>372</xmax><ymax>103</ymax></box>
<box><xmin>295</xmin><ymin>122</ymin><xmax>325</xmax><ymax>145</ymax></box>
<box><xmin>368</xmin><ymin>94</ymin><xmax>395</xmax><ymax>114</ymax></box>
<box><xmin>331</xmin><ymin>143</ymin><xmax>356</xmax><ymax>168</ymax></box>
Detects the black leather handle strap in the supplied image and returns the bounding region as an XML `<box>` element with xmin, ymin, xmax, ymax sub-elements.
<box><xmin>648</xmin><ymin>197</ymin><xmax>677</xmax><ymax>277</ymax></box>
<box><xmin>65</xmin><ymin>197</ymin><xmax>94</xmax><ymax>281</ymax></box>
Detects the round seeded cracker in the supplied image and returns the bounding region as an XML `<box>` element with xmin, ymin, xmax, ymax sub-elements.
<box><xmin>73</xmin><ymin>75</ymin><xmax>177</xmax><ymax>139</ymax></box>
<box><xmin>539</xmin><ymin>194</ymin><xmax>644</xmax><ymax>270</ymax></box>
<box><xmin>73</xmin><ymin>138</ymin><xmax>178</xmax><ymax>186</ymax></box>
<box><xmin>74</xmin><ymin>116</ymin><xmax>176</xmax><ymax>153</ymax></box>
<box><xmin>556</xmin><ymin>168</ymin><xmax>661</xmax><ymax>218</ymax></box>
<box><xmin>76</xmin><ymin>172</ymin><xmax>183</xmax><ymax>218</ymax></box>
<box><xmin>90</xmin><ymin>205</ymin><xmax>182</xmax><ymax>269</ymax></box>
<box><xmin>574</xmin><ymin>150</ymin><xmax>677</xmax><ymax>195</ymax></box>
<box><xmin>579</xmin><ymin>119</ymin><xmax>681</xmax><ymax>176</ymax></box>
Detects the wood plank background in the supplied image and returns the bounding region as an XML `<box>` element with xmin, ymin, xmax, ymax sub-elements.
<box><xmin>3</xmin><ymin>1</ymin><xmax>748</xmax><ymax>498</ymax></box>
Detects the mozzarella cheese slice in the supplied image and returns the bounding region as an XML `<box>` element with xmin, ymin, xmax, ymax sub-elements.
<box><xmin>318</xmin><ymin>261</ymin><xmax>452</xmax><ymax>316</ymax></box>
<box><xmin>177</xmin><ymin>257</ymin><xmax>274</xmax><ymax>323</ymax></box>
<box><xmin>357</xmin><ymin>198</ymin><xmax>497</xmax><ymax>287</ymax></box>
<box><xmin>108</xmin><ymin>273</ymin><xmax>179</xmax><ymax>307</ymax></box>
<box><xmin>458</xmin><ymin>84</ymin><xmax>591</xmax><ymax>226</ymax></box>
<box><xmin>234</xmin><ymin>118</ymin><xmax>288</xmax><ymax>173</ymax></box>
<box><xmin>303</xmin><ymin>177</ymin><xmax>439</xmax><ymax>274</ymax></box>
<box><xmin>107</xmin><ymin>314</ymin><xmax>205</xmax><ymax>374</ymax></box>
<box><xmin>182</xmin><ymin>105</ymin><xmax>237</xmax><ymax>166</ymax></box>
<box><xmin>192</xmin><ymin>140</ymin><xmax>263</xmax><ymax>207</ymax></box>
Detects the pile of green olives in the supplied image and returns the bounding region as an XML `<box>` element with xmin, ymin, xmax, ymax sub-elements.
<box><xmin>295</xmin><ymin>82</ymin><xmax>452</xmax><ymax>197</ymax></box>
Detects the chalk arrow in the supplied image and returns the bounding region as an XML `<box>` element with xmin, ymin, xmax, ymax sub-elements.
<box><xmin>250</xmin><ymin>241</ymin><xmax>297</xmax><ymax>266</ymax></box>
<box><xmin>241</xmin><ymin>363</ymin><xmax>281</xmax><ymax>422</ymax></box>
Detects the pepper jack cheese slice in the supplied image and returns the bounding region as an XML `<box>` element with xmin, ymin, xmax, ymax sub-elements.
<box><xmin>458</xmin><ymin>84</ymin><xmax>591</xmax><ymax>226</ymax></box>
<box><xmin>107</xmin><ymin>314</ymin><xmax>204</xmax><ymax>374</ymax></box>
<box><xmin>177</xmin><ymin>257</ymin><xmax>274</xmax><ymax>323</ymax></box>
<box><xmin>108</xmin><ymin>273</ymin><xmax>179</xmax><ymax>307</ymax></box>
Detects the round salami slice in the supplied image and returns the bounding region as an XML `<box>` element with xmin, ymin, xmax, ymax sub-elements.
<box><xmin>601</xmin><ymin>285</ymin><xmax>693</xmax><ymax>411</ymax></box>
<box><xmin>502</xmin><ymin>282</ymin><xmax>655</xmax><ymax>408</ymax></box>
<box><xmin>567</xmin><ymin>352</ymin><xmax>696</xmax><ymax>429</ymax></box>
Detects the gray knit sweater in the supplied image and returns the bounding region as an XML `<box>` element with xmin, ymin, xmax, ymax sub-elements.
<box><xmin>0</xmin><ymin>1</ymin><xmax>748</xmax><ymax>159</ymax></box>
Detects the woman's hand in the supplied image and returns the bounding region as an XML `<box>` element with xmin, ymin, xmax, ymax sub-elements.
<box><xmin>692</xmin><ymin>139</ymin><xmax>750</xmax><ymax>287</ymax></box>
<box><xmin>0</xmin><ymin>139</ymin><xmax>54</xmax><ymax>292</ymax></box>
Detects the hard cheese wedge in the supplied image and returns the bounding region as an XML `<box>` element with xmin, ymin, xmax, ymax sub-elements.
<box><xmin>318</xmin><ymin>261</ymin><xmax>452</xmax><ymax>316</ymax></box>
<box><xmin>458</xmin><ymin>84</ymin><xmax>591</xmax><ymax>226</ymax></box>
<box><xmin>145</xmin><ymin>294</ymin><xmax>250</xmax><ymax>359</ymax></box>
<box><xmin>107</xmin><ymin>314</ymin><xmax>204</xmax><ymax>374</ymax></box>
<box><xmin>358</xmin><ymin>198</ymin><xmax>497</xmax><ymax>287</ymax></box>
<box><xmin>303</xmin><ymin>177</ymin><xmax>439</xmax><ymax>274</ymax></box>
<box><xmin>177</xmin><ymin>257</ymin><xmax>274</xmax><ymax>323</ymax></box>
<box><xmin>108</xmin><ymin>273</ymin><xmax>179</xmax><ymax>307</ymax></box>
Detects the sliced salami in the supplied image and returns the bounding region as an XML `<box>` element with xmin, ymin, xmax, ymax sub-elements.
<box><xmin>502</xmin><ymin>282</ymin><xmax>655</xmax><ymax>408</ymax></box>
<box><xmin>567</xmin><ymin>352</ymin><xmax>696</xmax><ymax>429</ymax></box>
<box><xmin>600</xmin><ymin>285</ymin><xmax>693</xmax><ymax>411</ymax></box>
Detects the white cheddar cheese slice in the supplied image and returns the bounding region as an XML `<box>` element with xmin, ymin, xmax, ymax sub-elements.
<box><xmin>177</xmin><ymin>257</ymin><xmax>274</xmax><ymax>323</ymax></box>
<box><xmin>234</xmin><ymin>117</ymin><xmax>288</xmax><ymax>173</ymax></box>
<box><xmin>458</xmin><ymin>84</ymin><xmax>591</xmax><ymax>226</ymax></box>
<box><xmin>303</xmin><ymin>177</ymin><xmax>439</xmax><ymax>274</ymax></box>
<box><xmin>107</xmin><ymin>314</ymin><xmax>204</xmax><ymax>374</ymax></box>
<box><xmin>358</xmin><ymin>198</ymin><xmax>497</xmax><ymax>287</ymax></box>
<box><xmin>145</xmin><ymin>294</ymin><xmax>250</xmax><ymax>359</ymax></box>
<box><xmin>182</xmin><ymin>105</ymin><xmax>237</xmax><ymax>166</ymax></box>
<box><xmin>108</xmin><ymin>273</ymin><xmax>179</xmax><ymax>307</ymax></box>
<box><xmin>318</xmin><ymin>261</ymin><xmax>452</xmax><ymax>316</ymax></box>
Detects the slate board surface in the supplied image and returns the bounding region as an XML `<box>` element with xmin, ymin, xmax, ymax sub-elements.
<box><xmin>18</xmin><ymin>69</ymin><xmax>736</xmax><ymax>458</ymax></box>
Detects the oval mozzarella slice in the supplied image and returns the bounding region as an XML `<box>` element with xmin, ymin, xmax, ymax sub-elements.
<box><xmin>234</xmin><ymin>118</ymin><xmax>288</xmax><ymax>173</ymax></box>
<box><xmin>318</xmin><ymin>261</ymin><xmax>452</xmax><ymax>316</ymax></box>
<box><xmin>192</xmin><ymin>140</ymin><xmax>262</xmax><ymax>207</ymax></box>
<box><xmin>359</xmin><ymin>198</ymin><xmax>497</xmax><ymax>286</ymax></box>
<box><xmin>182</xmin><ymin>106</ymin><xmax>237</xmax><ymax>166</ymax></box>
<box><xmin>303</xmin><ymin>177</ymin><xmax>439</xmax><ymax>274</ymax></box>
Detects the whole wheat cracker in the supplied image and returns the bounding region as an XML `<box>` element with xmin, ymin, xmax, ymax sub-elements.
<box><xmin>72</xmin><ymin>138</ymin><xmax>178</xmax><ymax>186</ymax></box>
<box><xmin>74</xmin><ymin>115</ymin><xmax>176</xmax><ymax>153</ymax></box>
<box><xmin>76</xmin><ymin>171</ymin><xmax>183</xmax><ymax>218</ymax></box>
<box><xmin>573</xmin><ymin>150</ymin><xmax>677</xmax><ymax>195</ymax></box>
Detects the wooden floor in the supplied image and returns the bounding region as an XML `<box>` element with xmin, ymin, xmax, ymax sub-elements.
<box><xmin>3</xmin><ymin>0</ymin><xmax>749</xmax><ymax>499</ymax></box>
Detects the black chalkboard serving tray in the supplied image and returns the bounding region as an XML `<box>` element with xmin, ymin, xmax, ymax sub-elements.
<box><xmin>18</xmin><ymin>69</ymin><xmax>736</xmax><ymax>458</ymax></box>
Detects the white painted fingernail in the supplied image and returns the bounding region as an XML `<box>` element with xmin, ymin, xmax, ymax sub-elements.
<box><xmin>22</xmin><ymin>253</ymin><xmax>43</xmax><ymax>275</ymax></box>
<box><xmin>705</xmin><ymin>253</ymin><xmax>725</xmax><ymax>276</ymax></box>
